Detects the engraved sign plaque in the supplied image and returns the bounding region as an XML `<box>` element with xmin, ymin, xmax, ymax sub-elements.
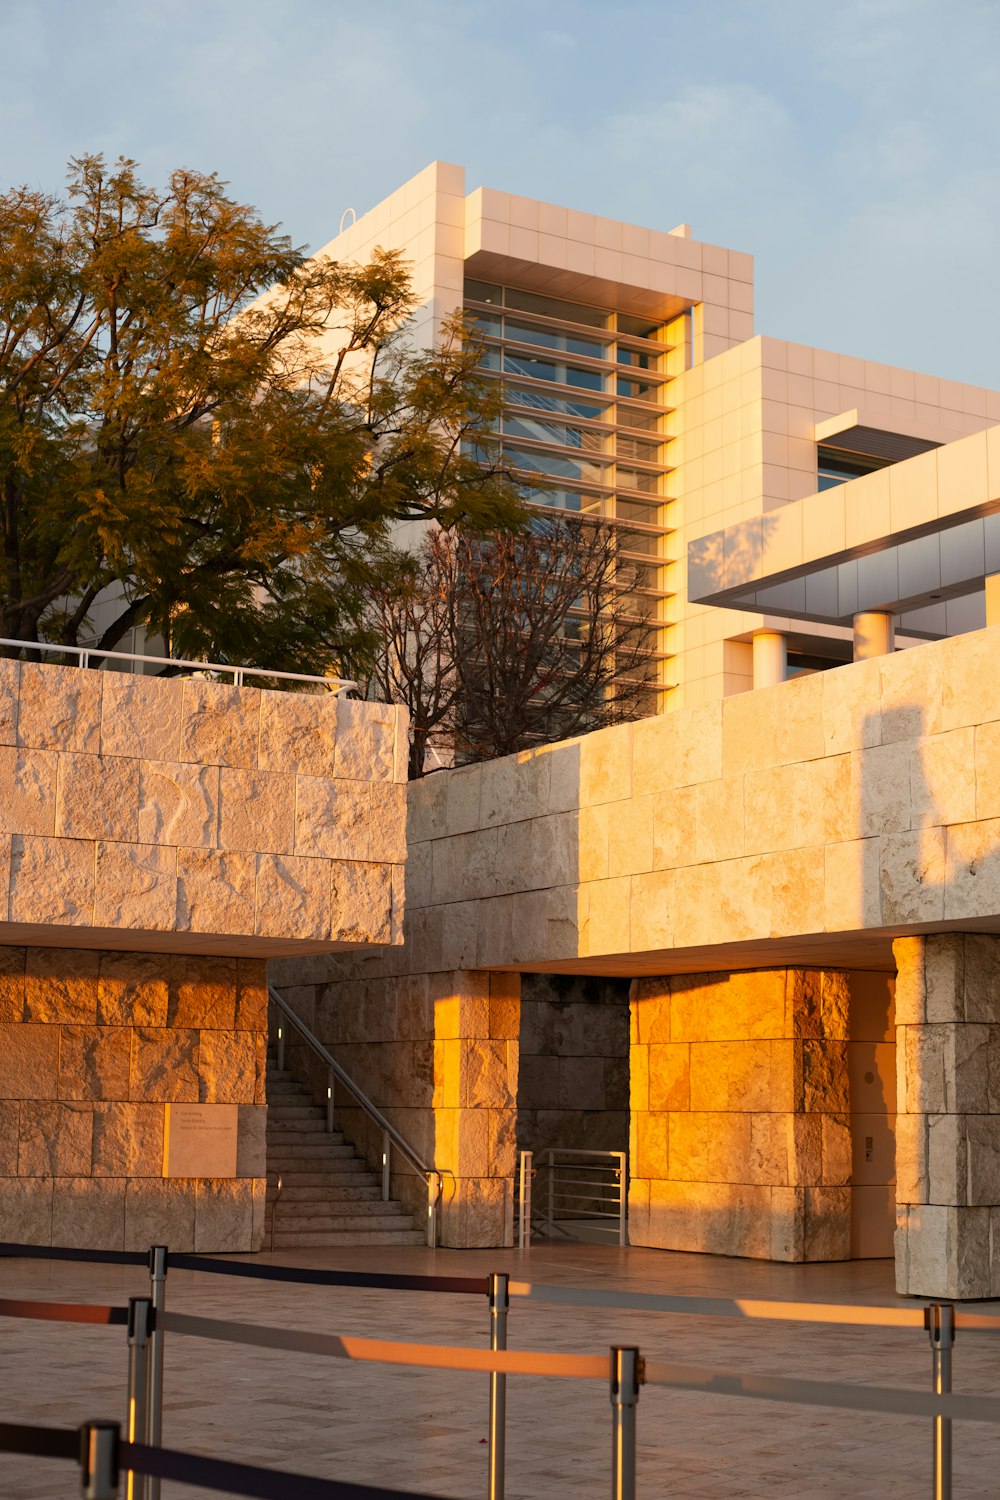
<box><xmin>163</xmin><ymin>1103</ymin><xmax>239</xmax><ymax>1178</ymax></box>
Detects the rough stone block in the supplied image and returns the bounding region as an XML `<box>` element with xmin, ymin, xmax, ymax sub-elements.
<box><xmin>369</xmin><ymin>783</ymin><xmax>407</xmax><ymax>864</ymax></box>
<box><xmin>462</xmin><ymin>1038</ymin><xmax>515</xmax><ymax>1110</ymax></box>
<box><xmin>332</xmin><ymin>861</ymin><xmax>392</xmax><ymax>944</ymax></box>
<box><xmin>0</xmin><ymin>747</ymin><xmax>58</xmax><ymax>835</ymax></box>
<box><xmin>97</xmin><ymin>951</ymin><xmax>169</xmax><ymax>1026</ymax></box>
<box><xmin>0</xmin><ymin>1100</ymin><xmax>18</xmax><ymax>1174</ymax></box>
<box><xmin>647</xmin><ymin>1043</ymin><xmax>690</xmax><ymax>1111</ymax></box>
<box><xmin>179</xmin><ymin>681</ymin><xmax>257</xmax><ymax>769</ymax></box>
<box><xmin>92</xmin><ymin>1103</ymin><xmax>164</xmax><ymax>1177</ymax></box>
<box><xmin>880</xmin><ymin>829</ymin><xmax>946</xmax><ymax>924</ymax></box>
<box><xmin>406</xmin><ymin>774</ymin><xmax>448</xmax><ymax>844</ymax></box>
<box><xmin>55</xmin><ymin>753</ymin><xmax>139</xmax><ymax>842</ymax></box>
<box><xmin>652</xmin><ymin>788</ymin><xmax>698</xmax><ymax>872</ymax></box>
<box><xmin>236</xmin><ymin>1104</ymin><xmax>267</xmax><ymax>1176</ymax></box>
<box><xmin>94</xmin><ymin>841</ymin><xmax>177</xmax><ymax>930</ymax></box>
<box><xmin>235</xmin><ymin>960</ymin><xmax>268</xmax><ymax>1030</ymax></box>
<box><xmin>218</xmin><ymin>767</ymin><xmax>294</xmax><ymax>854</ymax></box>
<box><xmin>250</xmin><ymin>1177</ymin><xmax>267</xmax><ymax>1252</ymax></box>
<box><xmin>257</xmin><ymin>689</ymin><xmax>339</xmax><ymax>776</ymax></box>
<box><xmin>177</xmin><ymin>848</ymin><xmax>255</xmax><ymax>934</ymax></box>
<box><xmin>0</xmin><ymin>1023</ymin><xmax>59</xmax><ymax>1098</ymax></box>
<box><xmin>9</xmin><ymin>833</ymin><xmax>95</xmax><ymax>925</ymax></box>
<box><xmin>579</xmin><ymin>724</ymin><xmax>632</xmax><ymax>807</ymax></box>
<box><xmin>630</xmin><ymin>870</ymin><xmax>674</xmax><ymax>952</ymax></box>
<box><xmin>138</xmin><ymin>761</ymin><xmax>219</xmax><ymax>847</ymax></box>
<box><xmin>294</xmin><ymin>777</ymin><xmax>370</xmax><ymax>860</ymax></box>
<box><xmin>255</xmin><ymin>853</ymin><xmax>332</xmax><ymax>942</ymax></box>
<box><xmin>943</xmin><ymin>819</ymin><xmax>1000</xmax><ymax>921</ymax></box>
<box><xmin>19</xmin><ymin>1101</ymin><xmax>93</xmax><ymax>1176</ymax></box>
<box><xmin>195</xmin><ymin>1178</ymin><xmax>254</xmax><ymax>1252</ymax></box>
<box><xmin>130</xmin><ymin>1027</ymin><xmax>199</xmax><ymax>1101</ymax></box>
<box><xmin>748</xmin><ymin>1113</ymin><xmax>791</xmax><ymax>1185</ymax></box>
<box><xmin>168</xmin><ymin>955</ymin><xmax>237</xmax><ymax>1028</ymax></box>
<box><xmin>0</xmin><ymin>659</ymin><xmax>19</xmax><ymax>745</ymax></box>
<box><xmin>799</xmin><ymin>1040</ymin><xmax>850</xmax><ymax>1113</ymax></box>
<box><xmin>17</xmin><ymin>663</ymin><xmax>102</xmax><ymax>753</ymax></box>
<box><xmin>0</xmin><ymin>946</ymin><xmax>25</xmax><ymax>1022</ymax></box>
<box><xmin>199</xmin><ymin>1030</ymin><xmax>256</xmax><ymax>1103</ymax></box>
<box><xmin>0</xmin><ymin>1177</ymin><xmax>53</xmax><ymax>1244</ymax></box>
<box><xmin>100</xmin><ymin>673</ymin><xmax>184</xmax><ymax>761</ymax></box>
<box><xmin>58</xmin><ymin>1026</ymin><xmax>131</xmax><ymax>1100</ymax></box>
<box><xmin>444</xmin><ymin>765</ymin><xmax>482</xmax><ymax>835</ymax></box>
<box><xmin>895</xmin><ymin>1111</ymin><xmax>929</xmax><ymax>1203</ymax></box>
<box><xmin>961</xmin><ymin>934</ymin><xmax>1000</xmax><ymax>1022</ymax></box>
<box><xmin>24</xmin><ymin>948</ymin><xmax>99</xmax><ymax>1022</ymax></box>
<box><xmin>51</xmin><ymin>1177</ymin><xmax>126</xmax><ymax>1248</ymax></box>
<box><xmin>607</xmin><ymin>795</ymin><xmax>654</xmax><ymax>878</ymax></box>
<box><xmin>787</xmin><ymin>970</ymin><xmax>849</xmax><ymax>1040</ymax></box>
<box><xmin>803</xmin><ymin>1186</ymin><xmax>851</xmax><ymax>1260</ymax></box>
<box><xmin>690</xmin><ymin>1039</ymin><xmax>795</xmax><ymax>1113</ymax></box>
<box><xmin>333</xmin><ymin>699</ymin><xmax>395</xmax><ymax>782</ymax></box>
<box><xmin>644</xmin><ymin>1178</ymin><xmax>772</xmax><ymax>1259</ymax></box>
<box><xmin>820</xmin><ymin>1113</ymin><xmax>852</xmax><ymax>1185</ymax></box>
<box><xmin>897</xmin><ymin>1202</ymin><xmax>991</xmax><ymax>1299</ymax></box>
<box><xmin>668</xmin><ymin>1111</ymin><xmax>750</xmax><ymax>1183</ymax></box>
<box><xmin>124</xmin><ymin>1179</ymin><xmax>196</xmax><ymax>1252</ymax></box>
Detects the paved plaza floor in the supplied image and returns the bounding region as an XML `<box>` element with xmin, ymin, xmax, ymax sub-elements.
<box><xmin>1</xmin><ymin>1241</ymin><xmax>998</xmax><ymax>1499</ymax></box>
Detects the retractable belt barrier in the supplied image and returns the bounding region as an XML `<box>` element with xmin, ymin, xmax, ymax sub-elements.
<box><xmin>3</xmin><ymin>1240</ymin><xmax>999</xmax><ymax>1499</ymax></box>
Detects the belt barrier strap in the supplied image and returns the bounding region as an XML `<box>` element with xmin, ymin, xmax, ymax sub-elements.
<box><xmin>123</xmin><ymin>1439</ymin><xmax>448</xmax><ymax>1499</ymax></box>
<box><xmin>0</xmin><ymin>1241</ymin><xmax>147</xmax><ymax>1267</ymax></box>
<box><xmin>0</xmin><ymin>1297</ymin><xmax>129</xmax><ymax>1326</ymax></box>
<box><xmin>507</xmin><ymin>1281</ymin><xmax>929</xmax><ymax>1328</ymax></box>
<box><xmin>0</xmin><ymin>1420</ymin><xmax>79</xmax><ymax>1460</ymax></box>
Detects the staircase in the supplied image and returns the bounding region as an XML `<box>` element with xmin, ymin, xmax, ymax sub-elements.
<box><xmin>265</xmin><ymin>1053</ymin><xmax>425</xmax><ymax>1248</ymax></box>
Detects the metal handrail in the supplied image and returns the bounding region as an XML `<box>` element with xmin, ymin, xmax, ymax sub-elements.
<box><xmin>0</xmin><ymin>636</ymin><xmax>356</xmax><ymax>690</ymax></box>
<box><xmin>268</xmin><ymin>985</ymin><xmax>443</xmax><ymax>1246</ymax></box>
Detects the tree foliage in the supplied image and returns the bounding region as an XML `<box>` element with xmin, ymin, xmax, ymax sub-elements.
<box><xmin>365</xmin><ymin>516</ymin><xmax>657</xmax><ymax>775</ymax></box>
<box><xmin>0</xmin><ymin>155</ymin><xmax>524</xmax><ymax>668</ymax></box>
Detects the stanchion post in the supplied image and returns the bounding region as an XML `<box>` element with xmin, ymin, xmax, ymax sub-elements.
<box><xmin>147</xmin><ymin>1244</ymin><xmax>169</xmax><ymax>1500</ymax></box>
<box><xmin>488</xmin><ymin>1272</ymin><xmax>509</xmax><ymax>1500</ymax></box>
<box><xmin>327</xmin><ymin>1071</ymin><xmax>335</xmax><ymax>1133</ymax></box>
<box><xmin>382</xmin><ymin>1129</ymin><xmax>391</xmax><ymax>1201</ymax></box>
<box><xmin>126</xmin><ymin>1297</ymin><xmax>153</xmax><ymax>1500</ymax></box>
<box><xmin>610</xmin><ymin>1346</ymin><xmax>640</xmax><ymax>1500</ymax></box>
<box><xmin>80</xmin><ymin>1420</ymin><xmax>120</xmax><ymax>1500</ymax></box>
<box><xmin>926</xmin><ymin>1302</ymin><xmax>955</xmax><ymax>1500</ymax></box>
<box><xmin>518</xmin><ymin>1152</ymin><xmax>532</xmax><ymax>1249</ymax></box>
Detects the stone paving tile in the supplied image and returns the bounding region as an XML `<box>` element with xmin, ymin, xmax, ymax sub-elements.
<box><xmin>1</xmin><ymin>1244</ymin><xmax>999</xmax><ymax>1498</ymax></box>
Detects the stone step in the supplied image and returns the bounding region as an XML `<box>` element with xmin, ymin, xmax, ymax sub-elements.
<box><xmin>268</xmin><ymin>1228</ymin><xmax>426</xmax><ymax>1248</ymax></box>
<box><xmin>266</xmin><ymin>1105</ymin><xmax>325</xmax><ymax>1121</ymax></box>
<box><xmin>267</xmin><ymin>1201</ymin><xmax>411</xmax><ymax>1225</ymax></box>
<box><xmin>266</xmin><ymin>1137</ymin><xmax>354</xmax><ymax>1155</ymax></box>
<box><xmin>267</xmin><ymin>1168</ymin><xmax>373</xmax><ymax>1187</ymax></box>
<box><xmin>267</xmin><ymin>1121</ymin><xmax>345</xmax><ymax>1139</ymax></box>
<box><xmin>276</xmin><ymin>1183</ymin><xmax>381</xmax><ymax>1204</ymax></box>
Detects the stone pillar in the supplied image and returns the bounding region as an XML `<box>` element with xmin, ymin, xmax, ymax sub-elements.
<box><xmin>986</xmin><ymin>572</ymin><xmax>1000</xmax><ymax>628</ymax></box>
<box><xmin>894</xmin><ymin>935</ymin><xmax>1000</xmax><ymax>1299</ymax></box>
<box><xmin>433</xmin><ymin>971</ymin><xmax>519</xmax><ymax>1248</ymax></box>
<box><xmin>751</xmin><ymin>631</ymin><xmax>787</xmax><ymax>689</ymax></box>
<box><xmin>629</xmin><ymin>969</ymin><xmax>851</xmax><ymax>1261</ymax></box>
<box><xmin>853</xmin><ymin>610</ymin><xmax>895</xmax><ymax>660</ymax></box>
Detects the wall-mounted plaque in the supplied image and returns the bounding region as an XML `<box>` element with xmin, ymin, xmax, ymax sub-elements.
<box><xmin>163</xmin><ymin>1103</ymin><xmax>239</xmax><ymax>1178</ymax></box>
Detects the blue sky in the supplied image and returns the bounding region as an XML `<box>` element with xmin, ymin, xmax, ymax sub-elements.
<box><xmin>4</xmin><ymin>0</ymin><xmax>1000</xmax><ymax>385</ymax></box>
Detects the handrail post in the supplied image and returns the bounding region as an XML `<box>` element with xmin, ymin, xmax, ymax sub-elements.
<box><xmin>427</xmin><ymin>1173</ymin><xmax>439</xmax><ymax>1249</ymax></box>
<box><xmin>382</xmin><ymin>1129</ymin><xmax>391</xmax><ymax>1201</ymax></box>
<box><xmin>610</xmin><ymin>1346</ymin><xmax>640</xmax><ymax>1500</ymax></box>
<box><xmin>276</xmin><ymin>1022</ymin><xmax>285</xmax><ymax>1072</ymax></box>
<box><xmin>926</xmin><ymin>1302</ymin><xmax>955</xmax><ymax>1500</ymax></box>
<box><xmin>126</xmin><ymin>1297</ymin><xmax>153</xmax><ymax>1500</ymax></box>
<box><xmin>147</xmin><ymin>1245</ymin><xmax>168</xmax><ymax>1500</ymax></box>
<box><xmin>80</xmin><ymin>1420</ymin><xmax>120</xmax><ymax>1500</ymax></box>
<box><xmin>488</xmin><ymin>1272</ymin><xmax>509</xmax><ymax>1500</ymax></box>
<box><xmin>327</xmin><ymin>1070</ymin><xmax>335</xmax><ymax>1133</ymax></box>
<box><xmin>617</xmin><ymin>1152</ymin><xmax>627</xmax><ymax>1247</ymax></box>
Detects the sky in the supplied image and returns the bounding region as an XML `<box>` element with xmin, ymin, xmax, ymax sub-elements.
<box><xmin>4</xmin><ymin>0</ymin><xmax>1000</xmax><ymax>386</ymax></box>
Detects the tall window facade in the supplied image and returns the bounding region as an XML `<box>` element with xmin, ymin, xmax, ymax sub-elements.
<box><xmin>463</xmin><ymin>279</ymin><xmax>676</xmax><ymax>712</ymax></box>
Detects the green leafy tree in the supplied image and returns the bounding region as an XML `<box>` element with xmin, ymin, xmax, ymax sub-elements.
<box><xmin>0</xmin><ymin>155</ymin><xmax>524</xmax><ymax>670</ymax></box>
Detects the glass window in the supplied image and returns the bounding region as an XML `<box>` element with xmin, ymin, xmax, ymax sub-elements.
<box><xmin>616</xmin><ymin>497</ymin><xmax>660</xmax><ymax>524</ymax></box>
<box><xmin>816</xmin><ymin>444</ymin><xmax>889</xmax><ymax>489</ymax></box>
<box><xmin>504</xmin><ymin>352</ymin><xmax>606</xmax><ymax>391</ymax></box>
<box><xmin>505</xmin><ymin>385</ymin><xmax>606</xmax><ymax>420</ymax></box>
<box><xmin>616</xmin><ymin>405</ymin><xmax>661</xmax><ymax>432</ymax></box>
<box><xmin>464</xmin><ymin>307</ymin><xmax>501</xmax><ymax>336</ymax></box>
<box><xmin>616</xmin><ymin>312</ymin><xmax>663</xmax><ymax>340</ymax></box>
<box><xmin>504</xmin><ymin>320</ymin><xmax>605</xmax><ymax>359</ymax></box>
<box><xmin>520</xmin><ymin>486</ymin><xmax>603</xmax><ymax>516</ymax></box>
<box><xmin>616</xmin><ymin>374</ymin><xmax>662</xmax><ymax>402</ymax></box>
<box><xmin>617</xmin><ymin>347</ymin><xmax>660</xmax><ymax>370</ymax></box>
<box><xmin>505</xmin><ymin>286</ymin><xmax>609</xmax><ymax>328</ymax></box>
<box><xmin>504</xmin><ymin>446</ymin><xmax>609</xmax><ymax>484</ymax></box>
<box><xmin>616</xmin><ymin>433</ymin><xmax>663</xmax><ymax>462</ymax></box>
<box><xmin>464</xmin><ymin>279</ymin><xmax>502</xmax><ymax>304</ymax></box>
<box><xmin>476</xmin><ymin>345</ymin><xmax>502</xmax><ymax>371</ymax></box>
<box><xmin>503</xmin><ymin>414</ymin><xmax>603</xmax><ymax>451</ymax></box>
<box><xmin>616</xmin><ymin>466</ymin><xmax>659</xmax><ymax>494</ymax></box>
<box><xmin>619</xmin><ymin>530</ymin><xmax>661</xmax><ymax>559</ymax></box>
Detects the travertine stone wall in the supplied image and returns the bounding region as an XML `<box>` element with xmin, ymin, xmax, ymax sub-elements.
<box><xmin>0</xmin><ymin>661</ymin><xmax>407</xmax><ymax>955</ymax></box>
<box><xmin>517</xmin><ymin>974</ymin><xmax>629</xmax><ymax>1157</ymax></box>
<box><xmin>630</xmin><ymin>969</ymin><xmax>852</xmax><ymax>1261</ymax></box>
<box><xmin>894</xmin><ymin>934</ymin><xmax>1000</xmax><ymax>1298</ymax></box>
<box><xmin>0</xmin><ymin>946</ymin><xmax>267</xmax><ymax>1252</ymax></box>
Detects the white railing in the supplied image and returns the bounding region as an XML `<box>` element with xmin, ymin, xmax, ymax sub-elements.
<box><xmin>517</xmin><ymin>1148</ymin><xmax>627</xmax><ymax>1248</ymax></box>
<box><xmin>0</xmin><ymin>637</ymin><xmax>356</xmax><ymax>691</ymax></box>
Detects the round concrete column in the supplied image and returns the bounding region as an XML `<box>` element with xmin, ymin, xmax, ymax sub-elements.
<box><xmin>751</xmin><ymin>631</ymin><xmax>787</xmax><ymax>688</ymax></box>
<box><xmin>853</xmin><ymin>611</ymin><xmax>895</xmax><ymax>660</ymax></box>
<box><xmin>986</xmin><ymin>572</ymin><xmax>1000</xmax><ymax>628</ymax></box>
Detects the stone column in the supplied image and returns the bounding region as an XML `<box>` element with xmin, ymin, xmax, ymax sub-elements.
<box><xmin>853</xmin><ymin>610</ymin><xmax>895</xmax><ymax>660</ymax></box>
<box><xmin>751</xmin><ymin>631</ymin><xmax>787</xmax><ymax>689</ymax></box>
<box><xmin>894</xmin><ymin>934</ymin><xmax>1000</xmax><ymax>1299</ymax></box>
<box><xmin>629</xmin><ymin>968</ymin><xmax>852</xmax><ymax>1261</ymax></box>
<box><xmin>432</xmin><ymin>971</ymin><xmax>519</xmax><ymax>1248</ymax></box>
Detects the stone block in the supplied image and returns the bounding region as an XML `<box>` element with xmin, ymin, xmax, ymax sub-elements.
<box><xmin>879</xmin><ymin>829</ymin><xmax>946</xmax><ymax>924</ymax></box>
<box><xmin>333</xmin><ymin>699</ymin><xmax>395</xmax><ymax>782</ymax></box>
<box><xmin>944</xmin><ymin>819</ymin><xmax>1000</xmax><ymax>920</ymax></box>
<box><xmin>488</xmin><ymin>978</ymin><xmax>520</xmax><ymax>1042</ymax></box>
<box><xmin>743</xmin><ymin>764</ymin><xmax>802</xmax><ymax>855</ymax></box>
<box><xmin>820</xmin><ymin>1113</ymin><xmax>852</xmax><ymax>1185</ymax></box>
<box><xmin>24</xmin><ymin>948</ymin><xmax>99</xmax><ymax>1022</ymax></box>
<box><xmin>722</xmin><ymin>674</ymin><xmax>824</xmax><ymax>777</ymax></box>
<box><xmin>333</xmin><ymin>860</ymin><xmax>392</xmax><ymax>944</ymax></box>
<box><xmin>0</xmin><ymin>1176</ymin><xmax>53</xmax><ymax>1243</ymax></box>
<box><xmin>748</xmin><ymin>1113</ymin><xmax>791</xmax><ymax>1185</ymax></box>
<box><xmin>668</xmin><ymin>1111</ymin><xmax>750</xmax><ymax>1183</ymax></box>
<box><xmin>58</xmin><ymin>1026</ymin><xmax>131</xmax><ymax>1100</ymax></box>
<box><xmin>0</xmin><ymin>747</ymin><xmax>58</xmax><ymax>835</ymax></box>
<box><xmin>974</xmin><ymin>720</ymin><xmax>1000</xmax><ymax>820</ymax></box>
<box><xmin>258</xmin><ymin>689</ymin><xmax>340</xmax><ymax>776</ymax></box>
<box><xmin>892</xmin><ymin>937</ymin><xmax>926</xmax><ymax>1024</ymax></box>
<box><xmin>17</xmin><ymin>663</ymin><xmax>102</xmax><ymax>753</ymax></box>
<box><xmin>488</xmin><ymin>1107</ymin><xmax>517</xmax><ymax>1178</ymax></box>
<box><xmin>633</xmin><ymin>702</ymin><xmax>722</xmax><ymax>791</ymax></box>
<box><xmin>218</xmin><ymin>767</ymin><xmax>294</xmax><ymax>854</ymax></box>
<box><xmin>130</xmin><ymin>1027</ymin><xmax>199</xmax><ymax>1102</ymax></box>
<box><xmin>896</xmin><ymin>1202</ymin><xmax>991</xmax><ymax>1299</ymax></box>
<box><xmin>0</xmin><ymin>1100</ymin><xmax>17</xmax><ymax>1174</ymax></box>
<box><xmin>195</xmin><ymin>1178</ymin><xmax>254</xmax><ymax>1252</ymax></box>
<box><xmin>480</xmin><ymin>750</ymin><xmax>550</xmax><ymax>828</ymax></box>
<box><xmin>250</xmin><ymin>1177</ymin><xmax>267</xmax><ymax>1252</ymax></box>
<box><xmin>9</xmin><ymin>833</ymin><xmax>95</xmax><ymax>925</ymax></box>
<box><xmin>51</xmin><ymin>1176</ymin><xmax>125</xmax><ymax>1248</ymax></box>
<box><xmin>668</xmin><ymin>970</ymin><xmax>787</xmax><ymax>1043</ymax></box>
<box><xmin>823</xmin><ymin>837</ymin><xmax>881</xmax><ymax>931</ymax></box>
<box><xmin>0</xmin><ymin>658</ymin><xmax>19</xmax><ymax>744</ymax></box>
<box><xmin>138</xmin><ymin>761</ymin><xmax>219</xmax><ymax>847</ymax></box>
<box><xmin>179</xmin><ymin>680</ymin><xmax>258</xmax><ymax>769</ymax></box>
<box><xmin>124</xmin><ymin>1179</ymin><xmax>196</xmax><ymax>1252</ymax></box>
<box><xmin>787</xmin><ymin>970</ymin><xmax>850</xmax><ymax>1040</ymax></box>
<box><xmin>803</xmin><ymin>1186</ymin><xmax>851</xmax><ymax>1260</ymax></box>
<box><xmin>962</xmin><ymin>935</ymin><xmax>1000</xmax><ymax>1023</ymax></box>
<box><xmin>901</xmin><ymin>1022</ymin><xmax>990</xmax><ymax>1114</ymax></box>
<box><xmin>860</xmin><ymin>742</ymin><xmax>912</xmax><ymax>837</ymax></box>
<box><xmin>607</xmin><ymin>795</ymin><xmax>654</xmax><ymax>877</ymax></box>
<box><xmin>690</xmin><ymin>1039</ymin><xmax>795</xmax><ymax>1113</ymax></box>
<box><xmin>799</xmin><ymin>1040</ymin><xmax>850</xmax><ymax>1112</ymax></box>
<box><xmin>895</xmin><ymin>1111</ymin><xmax>929</xmax><ymax>1203</ymax></box>
<box><xmin>18</xmin><ymin>1101</ymin><xmax>93</xmax><ymax>1176</ymax></box>
<box><xmin>695</xmin><ymin>776</ymin><xmax>745</xmax><ymax>863</ymax></box>
<box><xmin>630</xmin><ymin>1043</ymin><xmax>649</xmax><ymax>1112</ymax></box>
<box><xmin>169</xmin><ymin>956</ymin><xmax>237</xmax><ymax>1028</ymax></box>
<box><xmin>95</xmin><ymin>841</ymin><xmax>177</xmax><ymax>930</ymax></box>
<box><xmin>635</xmin><ymin>1111</ymin><xmax>668</xmax><ymax>1178</ymax></box>
<box><xmin>647</xmin><ymin>1043</ymin><xmax>690</xmax><ymax>1111</ymax></box>
<box><xmin>769</xmin><ymin>1185</ymin><xmax>806</xmax><ymax>1261</ymax></box>
<box><xmin>100</xmin><ymin>673</ymin><xmax>184</xmax><ymax>761</ymax></box>
<box><xmin>630</xmin><ymin>870</ymin><xmax>674</xmax><ymax>952</ymax></box>
<box><xmin>295</xmin><ymin>777</ymin><xmax>370</xmax><ymax>861</ymax></box>
<box><xmin>652</xmin><ymin>788</ymin><xmax>697</xmax><ymax>872</ymax></box>
<box><xmin>177</xmin><ymin>848</ymin><xmax>255</xmax><ymax>934</ymax></box>
<box><xmin>445</xmin><ymin>765</ymin><xmax>482</xmax><ymax>835</ymax></box>
<box><xmin>579</xmin><ymin>724</ymin><xmax>632</xmax><ymax>807</ymax></box>
<box><xmin>97</xmin><ymin>951</ymin><xmax>169</xmax><ymax>1026</ymax></box>
<box><xmin>369</xmin><ymin>782</ymin><xmax>408</xmax><ymax>863</ymax></box>
<box><xmin>0</xmin><ymin>945</ymin><xmax>25</xmax><ymax>1022</ymax></box>
<box><xmin>912</xmin><ymin>727</ymin><xmax>976</xmax><ymax>828</ymax></box>
<box><xmin>767</xmin><ymin>846</ymin><xmax>825</xmax><ymax>937</ymax></box>
<box><xmin>407</xmin><ymin>775</ymin><xmax>448</xmax><ymax>844</ymax></box>
<box><xmin>255</xmin><ymin>853</ymin><xmax>332</xmax><ymax>942</ymax></box>
<box><xmin>236</xmin><ymin>1104</ymin><xmax>267</xmax><ymax>1176</ymax></box>
<box><xmin>644</xmin><ymin>1178</ymin><xmax>772</xmax><ymax>1259</ymax></box>
<box><xmin>199</xmin><ymin>1030</ymin><xmax>256</xmax><ymax>1103</ymax></box>
<box><xmin>92</xmin><ymin>1103</ymin><xmax>164</xmax><ymax>1177</ymax></box>
<box><xmin>462</xmin><ymin>1038</ymin><xmax>515</xmax><ymax>1110</ymax></box>
<box><xmin>235</xmin><ymin>960</ymin><xmax>268</xmax><ymax>1030</ymax></box>
<box><xmin>0</xmin><ymin>1023</ymin><xmax>58</xmax><ymax>1098</ymax></box>
<box><xmin>55</xmin><ymin>752</ymin><xmax>139</xmax><ymax>842</ymax></box>
<box><xmin>556</xmin><ymin>1055</ymin><xmax>605</xmax><ymax>1110</ymax></box>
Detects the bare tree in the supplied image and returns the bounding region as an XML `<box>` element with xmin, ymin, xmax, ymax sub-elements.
<box><xmin>364</xmin><ymin>514</ymin><xmax>657</xmax><ymax>772</ymax></box>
